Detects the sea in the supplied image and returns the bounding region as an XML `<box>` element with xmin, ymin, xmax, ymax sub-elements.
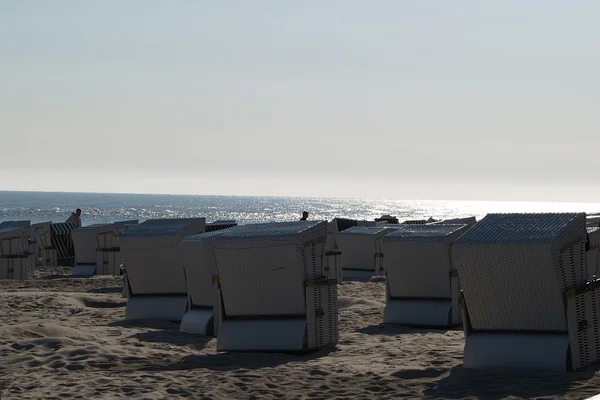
<box><xmin>1</xmin><ymin>191</ymin><xmax>600</xmax><ymax>226</ymax></box>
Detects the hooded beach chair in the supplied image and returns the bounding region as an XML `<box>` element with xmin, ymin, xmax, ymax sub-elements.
<box><xmin>120</xmin><ymin>218</ymin><xmax>206</xmax><ymax>321</ymax></box>
<box><xmin>96</xmin><ymin>220</ymin><xmax>139</xmax><ymax>276</ymax></box>
<box><xmin>381</xmin><ymin>224</ymin><xmax>470</xmax><ymax>327</ymax></box>
<box><xmin>178</xmin><ymin>227</ymin><xmax>239</xmax><ymax>335</ymax></box>
<box><xmin>48</xmin><ymin>222</ymin><xmax>76</xmax><ymax>266</ymax></box>
<box><xmin>453</xmin><ymin>212</ymin><xmax>600</xmax><ymax>371</ymax></box>
<box><xmin>71</xmin><ymin>224</ymin><xmax>119</xmax><ymax>276</ymax></box>
<box><xmin>0</xmin><ymin>226</ymin><xmax>30</xmax><ymax>279</ymax></box>
<box><xmin>211</xmin><ymin>221</ymin><xmax>338</xmax><ymax>352</ymax></box>
<box><xmin>335</xmin><ymin>226</ymin><xmax>396</xmax><ymax>281</ymax></box>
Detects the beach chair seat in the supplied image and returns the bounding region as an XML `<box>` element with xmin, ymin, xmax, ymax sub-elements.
<box><xmin>453</xmin><ymin>213</ymin><xmax>600</xmax><ymax>371</ymax></box>
<box><xmin>381</xmin><ymin>224</ymin><xmax>470</xmax><ymax>327</ymax></box>
<box><xmin>211</xmin><ymin>221</ymin><xmax>338</xmax><ymax>352</ymax></box>
<box><xmin>178</xmin><ymin>227</ymin><xmax>238</xmax><ymax>335</ymax></box>
<box><xmin>120</xmin><ymin>218</ymin><xmax>206</xmax><ymax>321</ymax></box>
<box><xmin>0</xmin><ymin>227</ymin><xmax>30</xmax><ymax>280</ymax></box>
<box><xmin>336</xmin><ymin>226</ymin><xmax>396</xmax><ymax>281</ymax></box>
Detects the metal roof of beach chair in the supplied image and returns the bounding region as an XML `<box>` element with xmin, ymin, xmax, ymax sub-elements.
<box><xmin>381</xmin><ymin>224</ymin><xmax>470</xmax><ymax>327</ymax></box>
<box><xmin>120</xmin><ymin>218</ymin><xmax>206</xmax><ymax>322</ymax></box>
<box><xmin>178</xmin><ymin>226</ymin><xmax>239</xmax><ymax>335</ymax></box>
<box><xmin>336</xmin><ymin>226</ymin><xmax>397</xmax><ymax>280</ymax></box>
<box><xmin>452</xmin><ymin>212</ymin><xmax>599</xmax><ymax>371</ymax></box>
<box><xmin>211</xmin><ymin>221</ymin><xmax>338</xmax><ymax>352</ymax></box>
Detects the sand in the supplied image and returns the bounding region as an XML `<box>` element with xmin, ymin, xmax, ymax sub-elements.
<box><xmin>1</xmin><ymin>268</ymin><xmax>599</xmax><ymax>399</ymax></box>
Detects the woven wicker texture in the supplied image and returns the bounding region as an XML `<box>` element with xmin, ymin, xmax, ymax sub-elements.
<box><xmin>72</xmin><ymin>224</ymin><xmax>115</xmax><ymax>265</ymax></box>
<box><xmin>337</xmin><ymin>226</ymin><xmax>391</xmax><ymax>271</ymax></box>
<box><xmin>120</xmin><ymin>218</ymin><xmax>206</xmax><ymax>239</ymax></box>
<box><xmin>382</xmin><ymin>224</ymin><xmax>469</xmax><ymax>243</ymax></box>
<box><xmin>566</xmin><ymin>284</ymin><xmax>600</xmax><ymax>369</ymax></box>
<box><xmin>121</xmin><ymin>219</ymin><xmax>206</xmax><ymax>296</ymax></box>
<box><xmin>337</xmin><ymin>226</ymin><xmax>390</xmax><ymax>236</ymax></box>
<box><xmin>180</xmin><ymin>228</ymin><xmax>237</xmax><ymax>307</ymax></box>
<box><xmin>454</xmin><ymin>213</ymin><xmax>586</xmax><ymax>331</ymax></box>
<box><xmin>213</xmin><ymin>221</ymin><xmax>327</xmax><ymax>317</ymax></box>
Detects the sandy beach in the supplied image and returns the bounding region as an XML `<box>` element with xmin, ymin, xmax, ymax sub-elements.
<box><xmin>1</xmin><ymin>268</ymin><xmax>599</xmax><ymax>400</ymax></box>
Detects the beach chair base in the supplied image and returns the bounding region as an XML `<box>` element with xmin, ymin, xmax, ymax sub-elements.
<box><xmin>180</xmin><ymin>307</ymin><xmax>214</xmax><ymax>335</ymax></box>
<box><xmin>383</xmin><ymin>298</ymin><xmax>453</xmax><ymax>327</ymax></box>
<box><xmin>125</xmin><ymin>295</ymin><xmax>188</xmax><ymax>322</ymax></box>
<box><xmin>72</xmin><ymin>264</ymin><xmax>97</xmax><ymax>277</ymax></box>
<box><xmin>215</xmin><ymin>278</ymin><xmax>338</xmax><ymax>353</ymax></box>
<box><xmin>463</xmin><ymin>332</ymin><xmax>570</xmax><ymax>371</ymax></box>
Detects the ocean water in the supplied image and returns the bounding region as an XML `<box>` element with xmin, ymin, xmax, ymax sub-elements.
<box><xmin>1</xmin><ymin>191</ymin><xmax>600</xmax><ymax>226</ymax></box>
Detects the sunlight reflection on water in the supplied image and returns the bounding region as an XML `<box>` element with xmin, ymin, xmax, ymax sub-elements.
<box><xmin>1</xmin><ymin>192</ymin><xmax>599</xmax><ymax>225</ymax></box>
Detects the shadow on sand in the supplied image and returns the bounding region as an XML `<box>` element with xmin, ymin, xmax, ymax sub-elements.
<box><xmin>139</xmin><ymin>347</ymin><xmax>337</xmax><ymax>372</ymax></box>
<box><xmin>356</xmin><ymin>322</ymin><xmax>459</xmax><ymax>336</ymax></box>
<box><xmin>87</xmin><ymin>286</ymin><xmax>123</xmax><ymax>294</ymax></box>
<box><xmin>422</xmin><ymin>364</ymin><xmax>598</xmax><ymax>400</ymax></box>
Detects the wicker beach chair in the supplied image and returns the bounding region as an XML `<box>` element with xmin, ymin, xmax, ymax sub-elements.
<box><xmin>453</xmin><ymin>213</ymin><xmax>600</xmax><ymax>371</ymax></box>
<box><xmin>178</xmin><ymin>227</ymin><xmax>238</xmax><ymax>335</ymax></box>
<box><xmin>381</xmin><ymin>224</ymin><xmax>470</xmax><ymax>327</ymax></box>
<box><xmin>71</xmin><ymin>224</ymin><xmax>118</xmax><ymax>276</ymax></box>
<box><xmin>120</xmin><ymin>218</ymin><xmax>206</xmax><ymax>321</ymax></box>
<box><xmin>211</xmin><ymin>221</ymin><xmax>338</xmax><ymax>352</ymax></box>
<box><xmin>335</xmin><ymin>226</ymin><xmax>396</xmax><ymax>281</ymax></box>
<box><xmin>0</xmin><ymin>226</ymin><xmax>31</xmax><ymax>280</ymax></box>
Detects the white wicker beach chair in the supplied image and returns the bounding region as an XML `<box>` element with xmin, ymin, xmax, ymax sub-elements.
<box><xmin>30</xmin><ymin>222</ymin><xmax>51</xmax><ymax>268</ymax></box>
<box><xmin>0</xmin><ymin>226</ymin><xmax>30</xmax><ymax>280</ymax></box>
<box><xmin>0</xmin><ymin>221</ymin><xmax>33</xmax><ymax>270</ymax></box>
<box><xmin>336</xmin><ymin>226</ymin><xmax>396</xmax><ymax>281</ymax></box>
<box><xmin>120</xmin><ymin>218</ymin><xmax>206</xmax><ymax>321</ymax></box>
<box><xmin>94</xmin><ymin>220</ymin><xmax>140</xmax><ymax>277</ymax></box>
<box><xmin>453</xmin><ymin>212</ymin><xmax>600</xmax><ymax>371</ymax></box>
<box><xmin>178</xmin><ymin>227</ymin><xmax>239</xmax><ymax>335</ymax></box>
<box><xmin>72</xmin><ymin>224</ymin><xmax>117</xmax><ymax>276</ymax></box>
<box><xmin>381</xmin><ymin>224</ymin><xmax>470</xmax><ymax>327</ymax></box>
<box><xmin>211</xmin><ymin>221</ymin><xmax>338</xmax><ymax>352</ymax></box>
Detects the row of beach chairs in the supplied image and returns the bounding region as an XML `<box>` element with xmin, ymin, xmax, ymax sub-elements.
<box><xmin>117</xmin><ymin>213</ymin><xmax>600</xmax><ymax>372</ymax></box>
<box><xmin>3</xmin><ymin>212</ymin><xmax>600</xmax><ymax>372</ymax></box>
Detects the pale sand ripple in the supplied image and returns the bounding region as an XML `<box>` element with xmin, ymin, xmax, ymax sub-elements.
<box><xmin>1</xmin><ymin>267</ymin><xmax>599</xmax><ymax>399</ymax></box>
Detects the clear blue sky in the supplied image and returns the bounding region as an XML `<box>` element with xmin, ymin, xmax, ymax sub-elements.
<box><xmin>1</xmin><ymin>1</ymin><xmax>599</xmax><ymax>201</ymax></box>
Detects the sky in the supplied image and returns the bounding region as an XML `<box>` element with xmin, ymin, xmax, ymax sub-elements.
<box><xmin>1</xmin><ymin>1</ymin><xmax>599</xmax><ymax>202</ymax></box>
